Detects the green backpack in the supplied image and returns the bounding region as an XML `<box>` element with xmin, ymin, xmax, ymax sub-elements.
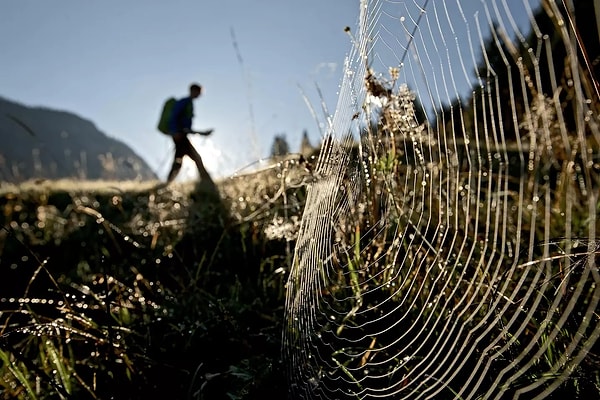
<box><xmin>157</xmin><ymin>97</ymin><xmax>176</xmax><ymax>134</ymax></box>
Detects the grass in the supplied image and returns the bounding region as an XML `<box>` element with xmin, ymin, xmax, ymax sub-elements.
<box><xmin>0</xmin><ymin>157</ymin><xmax>312</xmax><ymax>399</ymax></box>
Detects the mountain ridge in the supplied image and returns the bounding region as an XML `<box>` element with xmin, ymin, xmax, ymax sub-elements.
<box><xmin>0</xmin><ymin>96</ymin><xmax>157</xmax><ymax>182</ymax></box>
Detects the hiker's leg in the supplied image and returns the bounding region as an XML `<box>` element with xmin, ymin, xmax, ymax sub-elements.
<box><xmin>166</xmin><ymin>133</ymin><xmax>186</xmax><ymax>183</ymax></box>
<box><xmin>180</xmin><ymin>137</ymin><xmax>210</xmax><ymax>180</ymax></box>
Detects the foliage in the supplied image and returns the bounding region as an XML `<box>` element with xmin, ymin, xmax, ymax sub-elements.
<box><xmin>270</xmin><ymin>134</ymin><xmax>291</xmax><ymax>158</ymax></box>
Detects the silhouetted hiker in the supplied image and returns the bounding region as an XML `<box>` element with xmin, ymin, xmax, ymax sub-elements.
<box><xmin>158</xmin><ymin>83</ymin><xmax>213</xmax><ymax>184</ymax></box>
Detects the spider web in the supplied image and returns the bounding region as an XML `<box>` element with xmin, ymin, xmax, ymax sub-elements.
<box><xmin>283</xmin><ymin>0</ymin><xmax>600</xmax><ymax>399</ymax></box>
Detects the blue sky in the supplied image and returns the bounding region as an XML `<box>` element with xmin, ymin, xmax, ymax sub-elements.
<box><xmin>0</xmin><ymin>1</ymin><xmax>360</xmax><ymax>179</ymax></box>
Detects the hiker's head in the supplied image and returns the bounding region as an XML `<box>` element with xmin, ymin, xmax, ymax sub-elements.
<box><xmin>190</xmin><ymin>83</ymin><xmax>202</xmax><ymax>99</ymax></box>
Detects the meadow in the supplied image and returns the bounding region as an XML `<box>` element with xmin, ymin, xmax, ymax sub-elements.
<box><xmin>0</xmin><ymin>159</ymin><xmax>311</xmax><ymax>399</ymax></box>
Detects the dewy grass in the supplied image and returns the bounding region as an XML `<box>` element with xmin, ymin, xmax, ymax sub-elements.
<box><xmin>0</xmin><ymin>349</ymin><xmax>38</xmax><ymax>400</ymax></box>
<box><xmin>0</xmin><ymin>158</ymin><xmax>305</xmax><ymax>398</ymax></box>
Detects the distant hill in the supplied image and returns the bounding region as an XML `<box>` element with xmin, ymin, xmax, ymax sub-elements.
<box><xmin>0</xmin><ymin>97</ymin><xmax>157</xmax><ymax>182</ymax></box>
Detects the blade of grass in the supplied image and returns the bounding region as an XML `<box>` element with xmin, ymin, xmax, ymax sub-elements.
<box><xmin>0</xmin><ymin>349</ymin><xmax>38</xmax><ymax>400</ymax></box>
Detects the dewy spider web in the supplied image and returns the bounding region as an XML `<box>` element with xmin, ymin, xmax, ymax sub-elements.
<box><xmin>283</xmin><ymin>0</ymin><xmax>600</xmax><ymax>399</ymax></box>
